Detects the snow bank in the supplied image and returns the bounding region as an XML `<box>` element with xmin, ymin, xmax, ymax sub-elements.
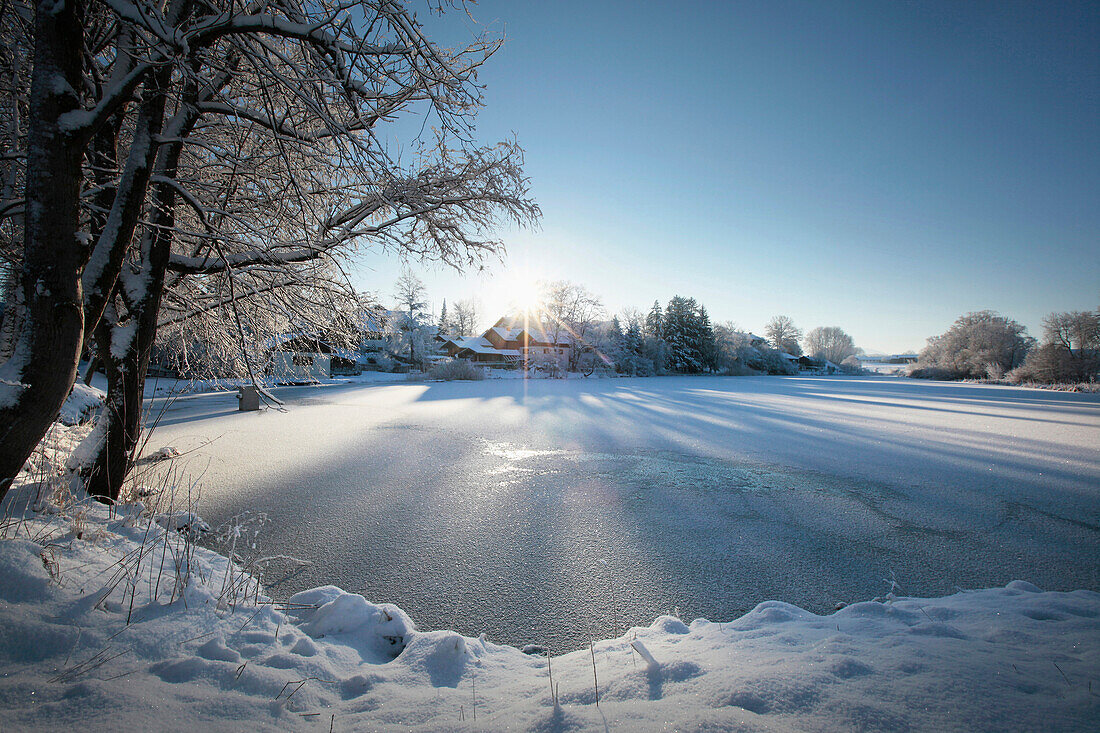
<box><xmin>1</xmin><ymin>490</ymin><xmax>1097</xmax><ymax>730</ymax></box>
<box><xmin>58</xmin><ymin>382</ymin><xmax>105</xmax><ymax>425</ymax></box>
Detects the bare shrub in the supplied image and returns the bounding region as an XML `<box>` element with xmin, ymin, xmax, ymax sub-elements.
<box><xmin>424</xmin><ymin>360</ymin><xmax>485</xmax><ymax>381</ymax></box>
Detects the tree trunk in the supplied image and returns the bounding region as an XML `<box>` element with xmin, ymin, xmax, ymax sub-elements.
<box><xmin>85</xmin><ymin>319</ymin><xmax>143</xmax><ymax>502</ymax></box>
<box><xmin>0</xmin><ymin>0</ymin><xmax>86</xmax><ymax>499</ymax></box>
<box><xmin>82</xmin><ymin>356</ymin><xmax>98</xmax><ymax>386</ymax></box>
<box><xmin>85</xmin><ymin>106</ymin><xmax>190</xmax><ymax>502</ymax></box>
<box><xmin>0</xmin><ymin>264</ymin><xmax>24</xmax><ymax>362</ymax></box>
<box><xmin>85</xmin><ymin>255</ymin><xmax>177</xmax><ymax>503</ymax></box>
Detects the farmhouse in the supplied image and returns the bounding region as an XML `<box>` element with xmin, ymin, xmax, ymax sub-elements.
<box><xmin>440</xmin><ymin>316</ymin><xmax>572</xmax><ymax>367</ymax></box>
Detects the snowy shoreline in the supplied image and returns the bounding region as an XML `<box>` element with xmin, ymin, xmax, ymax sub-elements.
<box><xmin>2</xmin><ymin>427</ymin><xmax>1098</xmax><ymax>731</ymax></box>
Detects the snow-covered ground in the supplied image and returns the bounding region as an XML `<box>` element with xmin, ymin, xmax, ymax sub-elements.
<box><xmin>138</xmin><ymin>375</ymin><xmax>1100</xmax><ymax>651</ymax></box>
<box><xmin>2</xmin><ymin>375</ymin><xmax>1098</xmax><ymax>731</ymax></box>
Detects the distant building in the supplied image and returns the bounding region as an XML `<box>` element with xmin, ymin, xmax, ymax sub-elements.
<box><xmin>440</xmin><ymin>316</ymin><xmax>572</xmax><ymax>368</ymax></box>
<box><xmin>359</xmin><ymin>310</ymin><xmax>389</xmax><ymax>348</ymax></box>
<box><xmin>796</xmin><ymin>356</ymin><xmax>840</xmax><ymax>374</ymax></box>
<box><xmin>266</xmin><ymin>333</ymin><xmax>359</xmax><ymax>381</ymax></box>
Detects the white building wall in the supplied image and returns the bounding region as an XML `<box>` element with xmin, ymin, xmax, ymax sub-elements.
<box><xmin>271</xmin><ymin>352</ymin><xmax>331</xmax><ymax>381</ymax></box>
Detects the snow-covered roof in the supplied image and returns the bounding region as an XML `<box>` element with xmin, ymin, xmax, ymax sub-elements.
<box><xmin>488</xmin><ymin>316</ymin><xmax>570</xmax><ymax>346</ymax></box>
<box><xmin>328</xmin><ymin>347</ymin><xmax>359</xmax><ymax>362</ymax></box>
<box><xmin>444</xmin><ymin>336</ymin><xmax>493</xmax><ymax>351</ymax></box>
<box><xmin>519</xmin><ymin>325</ymin><xmax>569</xmax><ymax>345</ymax></box>
<box><xmin>264</xmin><ymin>331</ymin><xmax>314</xmax><ymax>350</ymax></box>
<box><xmin>490</xmin><ymin>326</ymin><xmax>522</xmax><ymax>341</ymax></box>
<box><xmin>442</xmin><ymin>336</ymin><xmax>506</xmax><ymax>355</ymax></box>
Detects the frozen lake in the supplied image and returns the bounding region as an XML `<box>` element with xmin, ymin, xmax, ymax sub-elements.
<box><xmin>145</xmin><ymin>375</ymin><xmax>1100</xmax><ymax>651</ymax></box>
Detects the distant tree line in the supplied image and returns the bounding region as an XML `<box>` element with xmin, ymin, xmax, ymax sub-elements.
<box><xmin>597</xmin><ymin>298</ymin><xmax>812</xmax><ymax>377</ymax></box>
<box><xmin>404</xmin><ymin>279</ymin><xmax>867</xmax><ymax>379</ymax></box>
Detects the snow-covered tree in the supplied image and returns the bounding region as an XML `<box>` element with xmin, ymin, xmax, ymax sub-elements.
<box><xmin>765</xmin><ymin>315</ymin><xmax>803</xmax><ymax>355</ymax></box>
<box><xmin>452</xmin><ymin>299</ymin><xmax>479</xmax><ymax>336</ymax></box>
<box><xmin>713</xmin><ymin>323</ymin><xmax>753</xmax><ymax>374</ymax></box>
<box><xmin>804</xmin><ymin>326</ymin><xmax>858</xmax><ymax>365</ymax></box>
<box><xmin>438</xmin><ymin>299</ymin><xmax>450</xmax><ymax>334</ymax></box>
<box><xmin>1042</xmin><ymin>310</ymin><xmax>1100</xmax><ymax>352</ymax></box>
<box><xmin>662</xmin><ymin>296</ymin><xmax>702</xmax><ymax>373</ymax></box>
<box><xmin>390</xmin><ymin>269</ymin><xmax>432</xmax><ymax>366</ymax></box>
<box><xmin>394</xmin><ymin>270</ymin><xmax>428</xmax><ymax>322</ymax></box>
<box><xmin>915</xmin><ymin>311</ymin><xmax>1034</xmax><ymax>379</ymax></box>
<box><xmin>698</xmin><ymin>305</ymin><xmax>717</xmax><ymax>372</ymax></box>
<box><xmin>386</xmin><ymin>313</ymin><xmax>435</xmax><ymax>370</ymax></box>
<box><xmin>541</xmin><ymin>281</ymin><xmax>603</xmax><ymax>370</ymax></box>
<box><xmin>0</xmin><ymin>0</ymin><xmax>538</xmax><ymax>501</ymax></box>
<box><xmin>607</xmin><ymin>308</ymin><xmax>652</xmax><ymax>375</ymax></box>
<box><xmin>645</xmin><ymin>300</ymin><xmax>663</xmax><ymax>339</ymax></box>
<box><xmin>1008</xmin><ymin>307</ymin><xmax>1100</xmax><ymax>384</ymax></box>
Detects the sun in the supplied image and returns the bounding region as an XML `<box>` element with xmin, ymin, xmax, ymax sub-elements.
<box><xmin>509</xmin><ymin>275</ymin><xmax>543</xmax><ymax>316</ymax></box>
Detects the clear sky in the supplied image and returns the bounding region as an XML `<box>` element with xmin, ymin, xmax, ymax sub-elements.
<box><xmin>352</xmin><ymin>0</ymin><xmax>1099</xmax><ymax>354</ymax></box>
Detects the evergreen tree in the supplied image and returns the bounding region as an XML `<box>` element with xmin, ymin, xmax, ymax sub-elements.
<box><xmin>645</xmin><ymin>300</ymin><xmax>664</xmax><ymax>339</ymax></box>
<box><xmin>439</xmin><ymin>299</ymin><xmax>450</xmax><ymax>333</ymax></box>
<box><xmin>610</xmin><ymin>315</ymin><xmax>624</xmax><ymax>343</ymax></box>
<box><xmin>663</xmin><ymin>296</ymin><xmax>701</xmax><ymax>373</ymax></box>
<box><xmin>607</xmin><ymin>316</ymin><xmax>626</xmax><ymax>373</ymax></box>
<box><xmin>698</xmin><ymin>305</ymin><xmax>717</xmax><ymax>372</ymax></box>
<box><xmin>625</xmin><ymin>318</ymin><xmax>643</xmax><ymax>356</ymax></box>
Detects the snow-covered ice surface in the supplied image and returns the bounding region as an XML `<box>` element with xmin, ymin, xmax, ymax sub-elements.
<box><xmin>141</xmin><ymin>375</ymin><xmax>1100</xmax><ymax>652</ymax></box>
<box><xmin>1</xmin><ymin>377</ymin><xmax>1099</xmax><ymax>731</ymax></box>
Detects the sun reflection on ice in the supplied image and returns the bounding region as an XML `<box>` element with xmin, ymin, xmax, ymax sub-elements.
<box><xmin>480</xmin><ymin>439</ymin><xmax>563</xmax><ymax>462</ymax></box>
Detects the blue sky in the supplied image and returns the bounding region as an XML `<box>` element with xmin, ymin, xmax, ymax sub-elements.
<box><xmin>353</xmin><ymin>0</ymin><xmax>1099</xmax><ymax>353</ymax></box>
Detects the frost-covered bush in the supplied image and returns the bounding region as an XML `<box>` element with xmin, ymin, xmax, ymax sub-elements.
<box><xmin>529</xmin><ymin>350</ymin><xmax>567</xmax><ymax>378</ymax></box>
<box><xmin>359</xmin><ymin>352</ymin><xmax>396</xmax><ymax>372</ymax></box>
<box><xmin>424</xmin><ymin>359</ymin><xmax>485</xmax><ymax>381</ymax></box>
<box><xmin>719</xmin><ymin>361</ymin><xmax>758</xmax><ymax>376</ymax></box>
<box><xmin>746</xmin><ymin>347</ymin><xmax>797</xmax><ymax>375</ymax></box>
<box><xmin>906</xmin><ymin>364</ymin><xmax>961</xmax><ymax>380</ymax></box>
<box><xmin>913</xmin><ymin>311</ymin><xmax>1034</xmax><ymax>380</ymax></box>
<box><xmin>615</xmin><ymin>352</ymin><xmax>656</xmax><ymax>376</ymax></box>
<box><xmin>840</xmin><ymin>355</ymin><xmax>865</xmax><ymax>375</ymax></box>
<box><xmin>576</xmin><ymin>350</ymin><xmax>613</xmax><ymax>377</ymax></box>
<box><xmin>1007</xmin><ymin>344</ymin><xmax>1099</xmax><ymax>385</ymax></box>
<box><xmin>714</xmin><ymin>325</ymin><xmax>759</xmax><ymax>375</ymax></box>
